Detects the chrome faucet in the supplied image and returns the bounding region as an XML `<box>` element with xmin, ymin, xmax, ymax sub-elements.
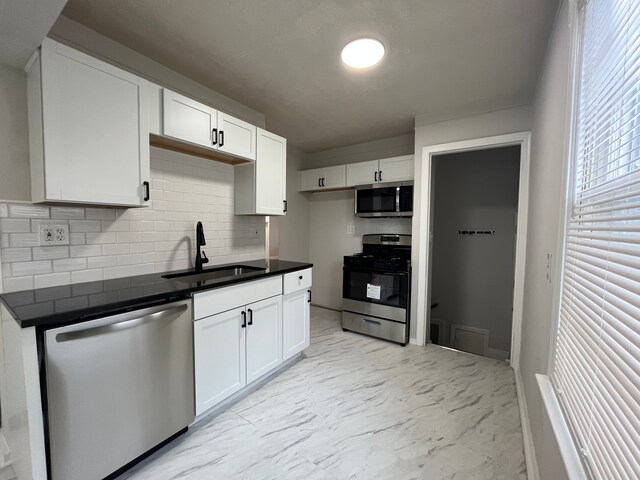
<box><xmin>195</xmin><ymin>221</ymin><xmax>209</xmax><ymax>272</ymax></box>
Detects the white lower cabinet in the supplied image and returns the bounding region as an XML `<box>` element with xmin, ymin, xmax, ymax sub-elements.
<box><xmin>282</xmin><ymin>289</ymin><xmax>311</xmax><ymax>361</ymax></box>
<box><xmin>246</xmin><ymin>296</ymin><xmax>283</xmax><ymax>384</ymax></box>
<box><xmin>193</xmin><ymin>277</ymin><xmax>285</xmax><ymax>416</ymax></box>
<box><xmin>194</xmin><ymin>307</ymin><xmax>246</xmax><ymax>416</ymax></box>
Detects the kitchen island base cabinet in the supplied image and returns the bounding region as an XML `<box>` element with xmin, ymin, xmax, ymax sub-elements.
<box><xmin>194</xmin><ymin>307</ymin><xmax>246</xmax><ymax>417</ymax></box>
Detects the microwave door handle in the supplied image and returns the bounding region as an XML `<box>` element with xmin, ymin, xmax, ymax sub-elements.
<box><xmin>396</xmin><ymin>186</ymin><xmax>400</xmax><ymax>213</ymax></box>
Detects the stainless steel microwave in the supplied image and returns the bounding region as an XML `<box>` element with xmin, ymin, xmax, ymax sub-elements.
<box><xmin>354</xmin><ymin>182</ymin><xmax>413</xmax><ymax>217</ymax></box>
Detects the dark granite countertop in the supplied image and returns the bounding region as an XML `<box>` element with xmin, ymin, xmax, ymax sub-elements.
<box><xmin>0</xmin><ymin>259</ymin><xmax>312</xmax><ymax>329</ymax></box>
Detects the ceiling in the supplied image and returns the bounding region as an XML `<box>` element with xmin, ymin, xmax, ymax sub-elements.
<box><xmin>61</xmin><ymin>0</ymin><xmax>559</xmax><ymax>152</ymax></box>
<box><xmin>0</xmin><ymin>0</ymin><xmax>67</xmax><ymax>67</ymax></box>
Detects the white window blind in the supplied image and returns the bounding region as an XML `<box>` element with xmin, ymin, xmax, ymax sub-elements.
<box><xmin>552</xmin><ymin>0</ymin><xmax>640</xmax><ymax>479</ymax></box>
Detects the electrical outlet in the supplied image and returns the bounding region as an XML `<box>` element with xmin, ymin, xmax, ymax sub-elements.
<box><xmin>347</xmin><ymin>225</ymin><xmax>355</xmax><ymax>235</ymax></box>
<box><xmin>250</xmin><ymin>224</ymin><xmax>260</xmax><ymax>239</ymax></box>
<box><xmin>40</xmin><ymin>224</ymin><xmax>69</xmax><ymax>245</ymax></box>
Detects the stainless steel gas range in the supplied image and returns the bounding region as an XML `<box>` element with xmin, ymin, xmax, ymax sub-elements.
<box><xmin>341</xmin><ymin>234</ymin><xmax>411</xmax><ymax>345</ymax></box>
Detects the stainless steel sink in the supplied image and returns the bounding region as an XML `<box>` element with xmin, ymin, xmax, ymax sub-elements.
<box><xmin>163</xmin><ymin>265</ymin><xmax>266</xmax><ymax>283</ymax></box>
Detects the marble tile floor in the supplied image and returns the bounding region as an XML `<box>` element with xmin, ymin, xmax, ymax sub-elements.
<box><xmin>119</xmin><ymin>307</ymin><xmax>526</xmax><ymax>480</ymax></box>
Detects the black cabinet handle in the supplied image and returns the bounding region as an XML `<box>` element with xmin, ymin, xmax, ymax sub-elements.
<box><xmin>143</xmin><ymin>181</ymin><xmax>150</xmax><ymax>201</ymax></box>
<box><xmin>212</xmin><ymin>128</ymin><xmax>218</xmax><ymax>146</ymax></box>
<box><xmin>299</xmin><ymin>275</ymin><xmax>303</xmax><ymax>280</ymax></box>
<box><xmin>374</xmin><ymin>171</ymin><xmax>377</xmax><ymax>182</ymax></box>
<box><xmin>283</xmin><ymin>200</ymin><xmax>288</xmax><ymax>213</ymax></box>
<box><xmin>379</xmin><ymin>170</ymin><xmax>382</xmax><ymax>182</ymax></box>
<box><xmin>308</xmin><ymin>289</ymin><xmax>312</xmax><ymax>303</ymax></box>
<box><xmin>247</xmin><ymin>308</ymin><xmax>253</xmax><ymax>326</ymax></box>
<box><xmin>241</xmin><ymin>310</ymin><xmax>246</xmax><ymax>328</ymax></box>
<box><xmin>219</xmin><ymin>130</ymin><xmax>224</xmax><ymax>147</ymax></box>
<box><xmin>322</xmin><ymin>178</ymin><xmax>325</xmax><ymax>187</ymax></box>
<box><xmin>318</xmin><ymin>178</ymin><xmax>321</xmax><ymax>187</ymax></box>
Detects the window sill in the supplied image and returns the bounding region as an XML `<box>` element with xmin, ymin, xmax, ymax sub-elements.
<box><xmin>536</xmin><ymin>374</ymin><xmax>588</xmax><ymax>480</ymax></box>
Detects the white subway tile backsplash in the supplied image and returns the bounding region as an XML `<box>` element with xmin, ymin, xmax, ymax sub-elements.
<box><xmin>3</xmin><ymin>276</ymin><xmax>34</xmax><ymax>292</ymax></box>
<box><xmin>10</xmin><ymin>233</ymin><xmax>40</xmax><ymax>247</ymax></box>
<box><xmin>0</xmin><ymin>151</ymin><xmax>265</xmax><ymax>292</ymax></box>
<box><xmin>85</xmin><ymin>208</ymin><xmax>117</xmax><ymax>221</ymax></box>
<box><xmin>104</xmin><ymin>266</ymin><xmax>130</xmax><ymax>280</ymax></box>
<box><xmin>103</xmin><ymin>221</ymin><xmax>130</xmax><ymax>232</ymax></box>
<box><xmin>12</xmin><ymin>261</ymin><xmax>52</xmax><ymax>276</ymax></box>
<box><xmin>71</xmin><ymin>269</ymin><xmax>104</xmax><ymax>283</ymax></box>
<box><xmin>69</xmin><ymin>220</ymin><xmax>102</xmax><ymax>233</ymax></box>
<box><xmin>51</xmin><ymin>207</ymin><xmax>85</xmax><ymax>220</ymax></box>
<box><xmin>0</xmin><ymin>219</ymin><xmax>31</xmax><ymax>233</ymax></box>
<box><xmin>34</xmin><ymin>272</ymin><xmax>71</xmax><ymax>289</ymax></box>
<box><xmin>54</xmin><ymin>257</ymin><xmax>87</xmax><ymax>273</ymax></box>
<box><xmin>86</xmin><ymin>232</ymin><xmax>118</xmax><ymax>244</ymax></box>
<box><xmin>70</xmin><ymin>233</ymin><xmax>86</xmax><ymax>245</ymax></box>
<box><xmin>118</xmin><ymin>254</ymin><xmax>143</xmax><ymax>266</ymax></box>
<box><xmin>8</xmin><ymin>205</ymin><xmax>49</xmax><ymax>218</ymax></box>
<box><xmin>2</xmin><ymin>248</ymin><xmax>32</xmax><ymax>262</ymax></box>
<box><xmin>32</xmin><ymin>246</ymin><xmax>69</xmax><ymax>261</ymax></box>
<box><xmin>116</xmin><ymin>232</ymin><xmax>141</xmax><ymax>243</ymax></box>
<box><xmin>70</xmin><ymin>245</ymin><xmax>102</xmax><ymax>258</ymax></box>
<box><xmin>130</xmin><ymin>264</ymin><xmax>155</xmax><ymax>276</ymax></box>
<box><xmin>102</xmin><ymin>243</ymin><xmax>130</xmax><ymax>256</ymax></box>
<box><xmin>87</xmin><ymin>256</ymin><xmax>118</xmax><ymax>269</ymax></box>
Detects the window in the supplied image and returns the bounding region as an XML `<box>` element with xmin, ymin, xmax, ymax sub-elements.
<box><xmin>551</xmin><ymin>0</ymin><xmax>640</xmax><ymax>479</ymax></box>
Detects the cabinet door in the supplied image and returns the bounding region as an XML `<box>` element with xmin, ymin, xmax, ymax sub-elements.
<box><xmin>323</xmin><ymin>165</ymin><xmax>348</xmax><ymax>188</ymax></box>
<box><xmin>163</xmin><ymin>89</ymin><xmax>216</xmax><ymax>148</ymax></box>
<box><xmin>379</xmin><ymin>155</ymin><xmax>414</xmax><ymax>182</ymax></box>
<box><xmin>299</xmin><ymin>168</ymin><xmax>323</xmax><ymax>191</ymax></box>
<box><xmin>282</xmin><ymin>289</ymin><xmax>311</xmax><ymax>361</ymax></box>
<box><xmin>246</xmin><ymin>296</ymin><xmax>283</xmax><ymax>384</ymax></box>
<box><xmin>346</xmin><ymin>160</ymin><xmax>379</xmax><ymax>187</ymax></box>
<box><xmin>39</xmin><ymin>39</ymin><xmax>150</xmax><ymax>206</ymax></box>
<box><xmin>218</xmin><ymin>112</ymin><xmax>256</xmax><ymax>160</ymax></box>
<box><xmin>255</xmin><ymin>128</ymin><xmax>287</xmax><ymax>215</ymax></box>
<box><xmin>194</xmin><ymin>307</ymin><xmax>246</xmax><ymax>416</ymax></box>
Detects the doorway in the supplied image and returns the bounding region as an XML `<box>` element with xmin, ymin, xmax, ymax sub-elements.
<box><xmin>429</xmin><ymin>146</ymin><xmax>520</xmax><ymax>361</ymax></box>
<box><xmin>411</xmin><ymin>132</ymin><xmax>530</xmax><ymax>370</ymax></box>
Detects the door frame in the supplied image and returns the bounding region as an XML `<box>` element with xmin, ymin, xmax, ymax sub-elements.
<box><xmin>410</xmin><ymin>131</ymin><xmax>530</xmax><ymax>369</ymax></box>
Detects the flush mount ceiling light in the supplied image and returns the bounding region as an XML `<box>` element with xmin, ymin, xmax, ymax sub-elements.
<box><xmin>341</xmin><ymin>38</ymin><xmax>385</xmax><ymax>69</ymax></box>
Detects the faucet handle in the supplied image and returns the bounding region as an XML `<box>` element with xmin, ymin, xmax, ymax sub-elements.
<box><xmin>201</xmin><ymin>250</ymin><xmax>209</xmax><ymax>264</ymax></box>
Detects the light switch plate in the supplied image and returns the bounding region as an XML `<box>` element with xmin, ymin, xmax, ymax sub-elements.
<box><xmin>347</xmin><ymin>225</ymin><xmax>355</xmax><ymax>235</ymax></box>
<box><xmin>40</xmin><ymin>224</ymin><xmax>69</xmax><ymax>245</ymax></box>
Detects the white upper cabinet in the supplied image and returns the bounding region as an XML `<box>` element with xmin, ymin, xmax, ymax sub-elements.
<box><xmin>27</xmin><ymin>38</ymin><xmax>150</xmax><ymax>207</ymax></box>
<box><xmin>378</xmin><ymin>155</ymin><xmax>414</xmax><ymax>183</ymax></box>
<box><xmin>162</xmin><ymin>89</ymin><xmax>256</xmax><ymax>161</ymax></box>
<box><xmin>298</xmin><ymin>165</ymin><xmax>347</xmax><ymax>191</ymax></box>
<box><xmin>346</xmin><ymin>155</ymin><xmax>414</xmax><ymax>187</ymax></box>
<box><xmin>234</xmin><ymin>128</ymin><xmax>287</xmax><ymax>216</ymax></box>
<box><xmin>163</xmin><ymin>89</ymin><xmax>216</xmax><ymax>148</ymax></box>
<box><xmin>218</xmin><ymin>112</ymin><xmax>256</xmax><ymax>160</ymax></box>
<box><xmin>346</xmin><ymin>160</ymin><xmax>379</xmax><ymax>186</ymax></box>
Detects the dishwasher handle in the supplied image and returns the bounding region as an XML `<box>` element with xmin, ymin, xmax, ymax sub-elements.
<box><xmin>55</xmin><ymin>303</ymin><xmax>189</xmax><ymax>343</ymax></box>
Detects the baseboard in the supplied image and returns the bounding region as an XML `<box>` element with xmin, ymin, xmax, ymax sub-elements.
<box><xmin>513</xmin><ymin>367</ymin><xmax>539</xmax><ymax>480</ymax></box>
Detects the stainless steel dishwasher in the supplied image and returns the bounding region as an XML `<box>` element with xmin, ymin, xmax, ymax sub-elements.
<box><xmin>44</xmin><ymin>299</ymin><xmax>194</xmax><ymax>480</ymax></box>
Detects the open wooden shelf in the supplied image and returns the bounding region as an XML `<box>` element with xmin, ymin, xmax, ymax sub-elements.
<box><xmin>149</xmin><ymin>134</ymin><xmax>253</xmax><ymax>166</ymax></box>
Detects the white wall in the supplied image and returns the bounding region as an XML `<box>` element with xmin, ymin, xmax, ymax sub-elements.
<box><xmin>0</xmin><ymin>65</ymin><xmax>31</xmax><ymax>203</ymax></box>
<box><xmin>272</xmin><ymin>145</ymin><xmax>310</xmax><ymax>262</ymax></box>
<box><xmin>0</xmin><ymin>147</ymin><xmax>265</xmax><ymax>292</ymax></box>
<box><xmin>520</xmin><ymin>1</ymin><xmax>572</xmax><ymax>478</ymax></box>
<box><xmin>432</xmin><ymin>146</ymin><xmax>520</xmax><ymax>355</ymax></box>
<box><xmin>411</xmin><ymin>105</ymin><xmax>533</xmax><ymax>341</ymax></box>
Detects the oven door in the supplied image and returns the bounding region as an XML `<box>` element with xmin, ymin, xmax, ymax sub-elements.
<box><xmin>342</xmin><ymin>267</ymin><xmax>409</xmax><ymax>310</ymax></box>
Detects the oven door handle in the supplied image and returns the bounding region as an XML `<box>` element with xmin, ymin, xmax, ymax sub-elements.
<box><xmin>343</xmin><ymin>267</ymin><xmax>409</xmax><ymax>276</ymax></box>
